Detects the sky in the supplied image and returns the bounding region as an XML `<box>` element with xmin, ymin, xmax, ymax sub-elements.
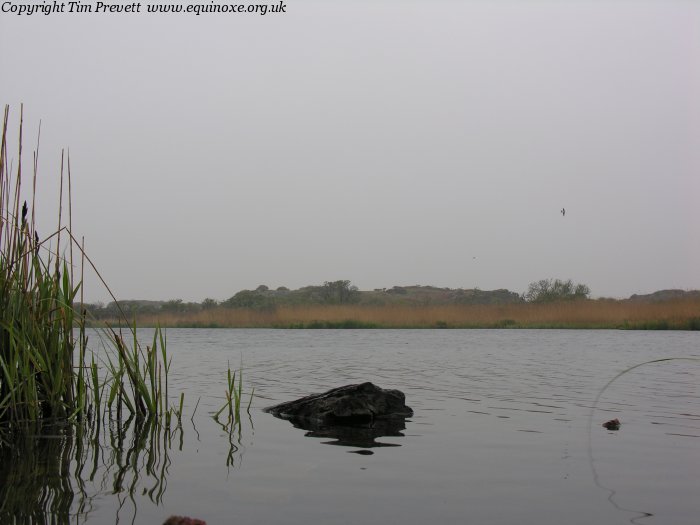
<box><xmin>1</xmin><ymin>0</ymin><xmax>699</xmax><ymax>303</ymax></box>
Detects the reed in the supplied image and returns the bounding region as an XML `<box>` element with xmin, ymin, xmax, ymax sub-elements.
<box><xmin>214</xmin><ymin>360</ymin><xmax>254</xmax><ymax>428</ymax></box>
<box><xmin>117</xmin><ymin>299</ymin><xmax>700</xmax><ymax>330</ymax></box>
<box><xmin>0</xmin><ymin>105</ymin><xmax>256</xmax><ymax>521</ymax></box>
<box><xmin>0</xmin><ymin>105</ymin><xmax>178</xmax><ymax>428</ymax></box>
<box><xmin>212</xmin><ymin>360</ymin><xmax>253</xmax><ymax>468</ymax></box>
<box><xmin>0</xmin><ymin>105</ymin><xmax>81</xmax><ymax>423</ymax></box>
<box><xmin>103</xmin><ymin>325</ymin><xmax>173</xmax><ymax>421</ymax></box>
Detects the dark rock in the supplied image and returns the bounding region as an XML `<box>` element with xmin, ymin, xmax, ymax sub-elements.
<box><xmin>264</xmin><ymin>382</ymin><xmax>413</xmax><ymax>424</ymax></box>
<box><xmin>602</xmin><ymin>418</ymin><xmax>621</xmax><ymax>431</ymax></box>
<box><xmin>163</xmin><ymin>517</ymin><xmax>206</xmax><ymax>525</ymax></box>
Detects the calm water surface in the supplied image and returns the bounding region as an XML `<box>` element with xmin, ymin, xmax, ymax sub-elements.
<box><xmin>3</xmin><ymin>329</ymin><xmax>699</xmax><ymax>524</ymax></box>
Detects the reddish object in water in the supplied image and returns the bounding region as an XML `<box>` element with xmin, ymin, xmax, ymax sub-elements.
<box><xmin>602</xmin><ymin>418</ymin><xmax>621</xmax><ymax>430</ymax></box>
<box><xmin>163</xmin><ymin>517</ymin><xmax>206</xmax><ymax>525</ymax></box>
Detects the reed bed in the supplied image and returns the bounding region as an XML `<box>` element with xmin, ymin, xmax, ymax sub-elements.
<box><xmin>0</xmin><ymin>105</ymin><xmax>254</xmax><ymax>521</ymax></box>
<box><xmin>120</xmin><ymin>299</ymin><xmax>700</xmax><ymax>330</ymax></box>
<box><xmin>0</xmin><ymin>105</ymin><xmax>179</xmax><ymax>428</ymax></box>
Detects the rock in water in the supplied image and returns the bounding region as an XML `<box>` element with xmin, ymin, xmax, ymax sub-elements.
<box><xmin>163</xmin><ymin>517</ymin><xmax>206</xmax><ymax>525</ymax></box>
<box><xmin>602</xmin><ymin>418</ymin><xmax>621</xmax><ymax>431</ymax></box>
<box><xmin>264</xmin><ymin>382</ymin><xmax>413</xmax><ymax>424</ymax></box>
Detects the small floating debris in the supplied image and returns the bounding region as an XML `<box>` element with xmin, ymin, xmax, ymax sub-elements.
<box><xmin>163</xmin><ymin>516</ymin><xmax>206</xmax><ymax>525</ymax></box>
<box><xmin>602</xmin><ymin>418</ymin><xmax>621</xmax><ymax>431</ymax></box>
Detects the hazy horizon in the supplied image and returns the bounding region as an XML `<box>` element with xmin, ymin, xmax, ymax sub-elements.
<box><xmin>2</xmin><ymin>1</ymin><xmax>698</xmax><ymax>303</ymax></box>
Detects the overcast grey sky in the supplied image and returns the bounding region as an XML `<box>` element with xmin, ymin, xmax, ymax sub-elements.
<box><xmin>1</xmin><ymin>0</ymin><xmax>698</xmax><ymax>302</ymax></box>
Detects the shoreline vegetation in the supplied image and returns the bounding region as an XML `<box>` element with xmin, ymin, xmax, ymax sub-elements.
<box><xmin>0</xmin><ymin>105</ymin><xmax>250</xmax><ymax>523</ymax></box>
<box><xmin>85</xmin><ymin>286</ymin><xmax>700</xmax><ymax>330</ymax></box>
<box><xmin>0</xmin><ymin>105</ymin><xmax>181</xmax><ymax>427</ymax></box>
<box><xmin>92</xmin><ymin>302</ymin><xmax>700</xmax><ymax>330</ymax></box>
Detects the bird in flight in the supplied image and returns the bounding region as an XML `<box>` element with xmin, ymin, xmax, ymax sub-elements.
<box><xmin>561</xmin><ymin>208</ymin><xmax>566</xmax><ymax>217</ymax></box>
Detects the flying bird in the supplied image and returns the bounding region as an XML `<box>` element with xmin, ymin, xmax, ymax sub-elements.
<box><xmin>561</xmin><ymin>208</ymin><xmax>565</xmax><ymax>217</ymax></box>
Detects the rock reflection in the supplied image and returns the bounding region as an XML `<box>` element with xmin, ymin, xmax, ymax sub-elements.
<box><xmin>282</xmin><ymin>416</ymin><xmax>409</xmax><ymax>449</ymax></box>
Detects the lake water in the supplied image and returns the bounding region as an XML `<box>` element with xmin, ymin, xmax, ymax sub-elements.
<box><xmin>2</xmin><ymin>329</ymin><xmax>699</xmax><ymax>524</ymax></box>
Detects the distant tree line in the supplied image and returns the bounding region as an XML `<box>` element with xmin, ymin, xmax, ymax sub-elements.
<box><xmin>79</xmin><ymin>278</ymin><xmax>599</xmax><ymax>319</ymax></box>
<box><xmin>523</xmin><ymin>279</ymin><xmax>590</xmax><ymax>303</ymax></box>
<box><xmin>222</xmin><ymin>280</ymin><xmax>359</xmax><ymax>309</ymax></box>
<box><xmin>79</xmin><ymin>299</ymin><xmax>208</xmax><ymax>319</ymax></box>
<box><xmin>80</xmin><ymin>280</ymin><xmax>362</xmax><ymax>318</ymax></box>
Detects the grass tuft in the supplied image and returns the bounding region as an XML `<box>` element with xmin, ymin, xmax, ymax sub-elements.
<box><xmin>214</xmin><ymin>360</ymin><xmax>253</xmax><ymax>428</ymax></box>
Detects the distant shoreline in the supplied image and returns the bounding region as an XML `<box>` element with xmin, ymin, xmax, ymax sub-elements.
<box><xmin>89</xmin><ymin>298</ymin><xmax>700</xmax><ymax>330</ymax></box>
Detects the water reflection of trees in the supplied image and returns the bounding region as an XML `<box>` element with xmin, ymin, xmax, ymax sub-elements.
<box><xmin>0</xmin><ymin>415</ymin><xmax>188</xmax><ymax>524</ymax></box>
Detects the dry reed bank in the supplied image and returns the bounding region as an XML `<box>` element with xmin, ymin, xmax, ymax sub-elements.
<box><xmin>98</xmin><ymin>298</ymin><xmax>700</xmax><ymax>330</ymax></box>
